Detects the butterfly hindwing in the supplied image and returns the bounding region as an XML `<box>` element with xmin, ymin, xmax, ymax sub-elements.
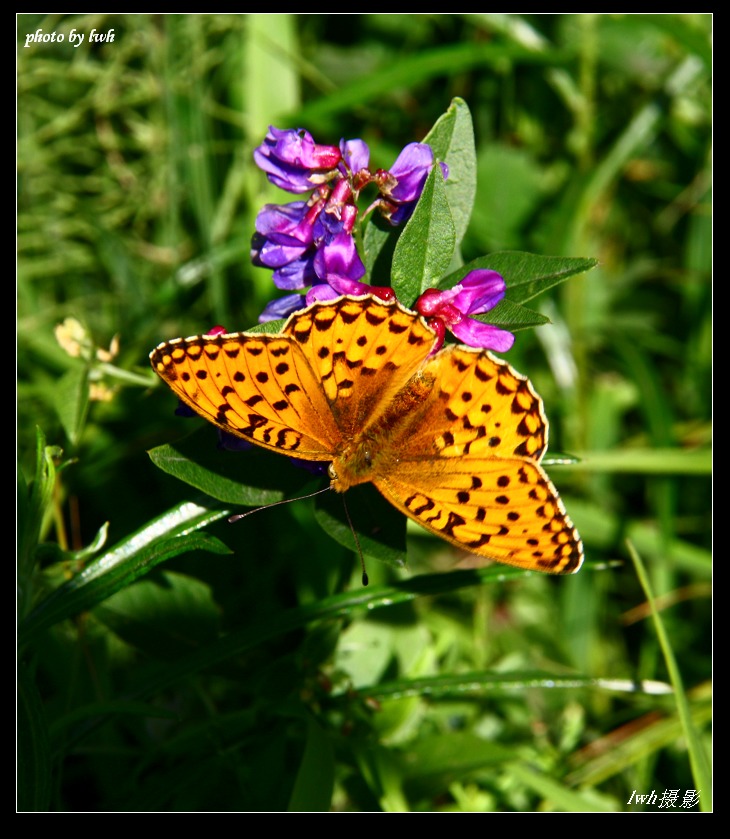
<box><xmin>375</xmin><ymin>457</ymin><xmax>583</xmax><ymax>573</ymax></box>
<box><xmin>363</xmin><ymin>342</ymin><xmax>581</xmax><ymax>571</ymax></box>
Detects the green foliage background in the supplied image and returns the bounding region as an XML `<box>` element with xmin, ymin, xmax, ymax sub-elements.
<box><xmin>18</xmin><ymin>14</ymin><xmax>711</xmax><ymax>812</ymax></box>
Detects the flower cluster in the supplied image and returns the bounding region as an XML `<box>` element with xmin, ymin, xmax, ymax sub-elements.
<box><xmin>252</xmin><ymin>127</ymin><xmax>448</xmax><ymax>322</ymax></box>
<box><xmin>251</xmin><ymin>125</ymin><xmax>515</xmax><ymax>354</ymax></box>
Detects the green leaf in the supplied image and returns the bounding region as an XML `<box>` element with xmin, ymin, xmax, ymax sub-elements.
<box><xmin>148</xmin><ymin>426</ymin><xmax>316</xmax><ymax>506</ymax></box>
<box><xmin>478</xmin><ymin>298</ymin><xmax>551</xmax><ymax>331</ymax></box>
<box><xmin>399</xmin><ymin>731</ymin><xmax>516</xmax><ymax>779</ymax></box>
<box><xmin>287</xmin><ymin>716</ymin><xmax>335</xmax><ymax>812</ymax></box>
<box><xmin>55</xmin><ymin>362</ymin><xmax>90</xmax><ymax>445</ymax></box>
<box><xmin>56</xmin><ymin>566</ymin><xmax>535</xmax><ymax>754</ymax></box>
<box><xmin>563</xmin><ymin>447</ymin><xmax>712</xmax><ymax>475</ymax></box>
<box><xmin>441</xmin><ymin>251</ymin><xmax>598</xmax><ymax>303</ymax></box>
<box><xmin>17</xmin><ymin>664</ymin><xmax>52</xmax><ymax>812</ymax></box>
<box><xmin>148</xmin><ymin>428</ymin><xmax>409</xmax><ymax>570</ymax></box>
<box><xmin>150</xmin><ymin>429</ymin><xmax>406</xmax><ymax>572</ymax></box>
<box><xmin>422</xmin><ymin>97</ymin><xmax>477</xmax><ymax>251</ymax></box>
<box><xmin>19</xmin><ymin>499</ymin><xmax>232</xmax><ymax>644</ymax></box>
<box><xmin>314</xmin><ymin>483</ymin><xmax>407</xmax><ymax>570</ymax></box>
<box><xmin>566</xmin><ymin>701</ymin><xmax>712</xmax><ymax>791</ymax></box>
<box><xmin>360</xmin><ymin>99</ymin><xmax>472</xmax><ymax>284</ymax></box>
<box><xmin>18</xmin><ymin>428</ymin><xmax>61</xmax><ymax>619</ymax></box>
<box><xmin>392</xmin><ymin>163</ymin><xmax>456</xmax><ymax>303</ymax></box>
<box><xmin>362</xmin><ymin>213</ymin><xmax>401</xmax><ymax>284</ymax></box>
<box><xmin>628</xmin><ymin>540</ymin><xmax>713</xmax><ymax>811</ymax></box>
<box><xmin>507</xmin><ymin>762</ymin><xmax>618</xmax><ymax>812</ymax></box>
<box><xmin>93</xmin><ymin>570</ymin><xmax>222</xmax><ymax>660</ymax></box>
<box><xmin>341</xmin><ymin>670</ymin><xmax>673</xmax><ymax>703</ymax></box>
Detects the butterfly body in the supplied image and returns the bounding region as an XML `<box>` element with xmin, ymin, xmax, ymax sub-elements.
<box><xmin>150</xmin><ymin>295</ymin><xmax>583</xmax><ymax>574</ymax></box>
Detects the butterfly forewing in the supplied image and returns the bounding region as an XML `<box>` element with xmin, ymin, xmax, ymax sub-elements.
<box><xmin>422</xmin><ymin>345</ymin><xmax>547</xmax><ymax>461</ymax></box>
<box><xmin>283</xmin><ymin>296</ymin><xmax>438</xmax><ymax>442</ymax></box>
<box><xmin>150</xmin><ymin>331</ymin><xmax>341</xmax><ymax>458</ymax></box>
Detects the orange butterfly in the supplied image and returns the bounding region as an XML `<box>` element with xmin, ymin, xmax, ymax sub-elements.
<box><xmin>150</xmin><ymin>295</ymin><xmax>583</xmax><ymax>574</ymax></box>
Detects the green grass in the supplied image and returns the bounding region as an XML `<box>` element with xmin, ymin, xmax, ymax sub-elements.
<box><xmin>17</xmin><ymin>13</ymin><xmax>711</xmax><ymax>812</ymax></box>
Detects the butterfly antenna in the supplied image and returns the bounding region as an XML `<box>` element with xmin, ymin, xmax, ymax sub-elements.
<box><xmin>227</xmin><ymin>485</ymin><xmax>332</xmax><ymax>523</ymax></box>
<box><xmin>341</xmin><ymin>495</ymin><xmax>369</xmax><ymax>587</ymax></box>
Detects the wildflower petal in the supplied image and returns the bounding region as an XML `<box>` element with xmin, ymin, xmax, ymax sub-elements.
<box><xmin>305</xmin><ymin>277</ymin><xmax>374</xmax><ymax>307</ymax></box>
<box><xmin>305</xmin><ymin>283</ymin><xmax>342</xmax><ymax>305</ymax></box>
<box><xmin>253</xmin><ymin>126</ymin><xmax>341</xmax><ymax>193</ymax></box>
<box><xmin>259</xmin><ymin>294</ymin><xmax>307</xmax><ymax>322</ymax></box>
<box><xmin>451</xmin><ymin>269</ymin><xmax>506</xmax><ymax>314</ymax></box>
<box><xmin>378</xmin><ymin>143</ymin><xmax>449</xmax><ymax>225</ymax></box>
<box><xmin>313</xmin><ymin>231</ymin><xmax>366</xmax><ymax>284</ymax></box>
<box><xmin>251</xmin><ymin>232</ymin><xmax>309</xmax><ymax>270</ymax></box>
<box><xmin>266</xmin><ymin>126</ymin><xmax>340</xmax><ymax>169</ymax></box>
<box><xmin>388</xmin><ymin>142</ymin><xmax>435</xmax><ymax>202</ymax></box>
<box><xmin>340</xmin><ymin>138</ymin><xmax>370</xmax><ymax>174</ymax></box>
<box><xmin>414</xmin><ymin>269</ymin><xmax>513</xmax><ymax>352</ymax></box>
<box><xmin>450</xmin><ymin>317</ymin><xmax>515</xmax><ymax>352</ymax></box>
<box><xmin>271</xmin><ymin>256</ymin><xmax>318</xmax><ymax>290</ymax></box>
<box><xmin>254</xmin><ymin>201</ymin><xmax>311</xmax><ymax>238</ymax></box>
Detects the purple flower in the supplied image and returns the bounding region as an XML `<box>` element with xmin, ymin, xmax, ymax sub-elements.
<box><xmin>251</xmin><ymin>173</ymin><xmax>369</xmax><ymax>296</ymax></box>
<box><xmin>378</xmin><ymin>142</ymin><xmax>449</xmax><ymax>225</ymax></box>
<box><xmin>251</xmin><ymin>200</ymin><xmax>323</xmax><ymax>290</ymax></box>
<box><xmin>339</xmin><ymin>138</ymin><xmax>370</xmax><ymax>178</ymax></box>
<box><xmin>253</xmin><ymin>127</ymin><xmax>341</xmax><ymax>193</ymax></box>
<box><xmin>252</xmin><ymin>201</ymin><xmax>313</xmax><ymax>263</ymax></box>
<box><xmin>313</xmin><ymin>230</ymin><xmax>365</xmax><ymax>287</ymax></box>
<box><xmin>389</xmin><ymin>143</ymin><xmax>439</xmax><ymax>201</ymax></box>
<box><xmin>415</xmin><ymin>269</ymin><xmax>514</xmax><ymax>352</ymax></box>
<box><xmin>259</xmin><ymin>293</ymin><xmax>308</xmax><ymax>323</ymax></box>
<box><xmin>305</xmin><ymin>277</ymin><xmax>369</xmax><ymax>305</ymax></box>
<box><xmin>253</xmin><ymin>201</ymin><xmax>315</xmax><ymax>248</ymax></box>
<box><xmin>261</xmin><ymin>281</ymin><xmax>395</xmax><ymax>321</ymax></box>
<box><xmin>251</xmin><ymin>126</ymin><xmax>456</xmax><ymax>328</ymax></box>
<box><xmin>255</xmin><ymin>197</ymin><xmax>368</xmax><ymax>318</ymax></box>
<box><xmin>311</xmin><ymin>200</ymin><xmax>365</xmax><ymax>283</ymax></box>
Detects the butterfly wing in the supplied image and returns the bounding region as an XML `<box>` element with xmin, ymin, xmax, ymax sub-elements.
<box><xmin>150</xmin><ymin>295</ymin><xmax>438</xmax><ymax>461</ymax></box>
<box><xmin>372</xmin><ymin>345</ymin><xmax>583</xmax><ymax>573</ymax></box>
<box><xmin>150</xmin><ymin>329</ymin><xmax>342</xmax><ymax>459</ymax></box>
<box><xmin>280</xmin><ymin>295</ymin><xmax>439</xmax><ymax>443</ymax></box>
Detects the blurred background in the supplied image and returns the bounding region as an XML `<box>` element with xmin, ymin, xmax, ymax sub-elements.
<box><xmin>17</xmin><ymin>14</ymin><xmax>711</xmax><ymax>812</ymax></box>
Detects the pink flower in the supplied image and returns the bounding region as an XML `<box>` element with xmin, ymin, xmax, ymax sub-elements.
<box><xmin>415</xmin><ymin>269</ymin><xmax>514</xmax><ymax>352</ymax></box>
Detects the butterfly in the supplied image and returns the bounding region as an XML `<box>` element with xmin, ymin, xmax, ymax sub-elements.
<box><xmin>150</xmin><ymin>295</ymin><xmax>583</xmax><ymax>574</ymax></box>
